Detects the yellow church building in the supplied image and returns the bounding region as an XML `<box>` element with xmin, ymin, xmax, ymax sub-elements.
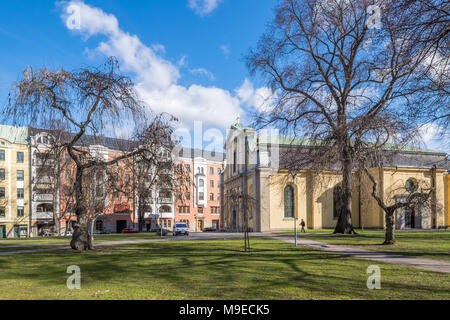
<box><xmin>223</xmin><ymin>121</ymin><xmax>449</xmax><ymax>232</ymax></box>
<box><xmin>0</xmin><ymin>125</ymin><xmax>31</xmax><ymax>238</ymax></box>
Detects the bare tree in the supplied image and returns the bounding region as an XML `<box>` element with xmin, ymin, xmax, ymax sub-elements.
<box><xmin>246</xmin><ymin>0</ymin><xmax>442</xmax><ymax>234</ymax></box>
<box><xmin>226</xmin><ymin>188</ymin><xmax>257</xmax><ymax>252</ymax></box>
<box><xmin>124</xmin><ymin>117</ymin><xmax>177</xmax><ymax>233</ymax></box>
<box><xmin>7</xmin><ymin>58</ymin><xmax>177</xmax><ymax>251</ymax></box>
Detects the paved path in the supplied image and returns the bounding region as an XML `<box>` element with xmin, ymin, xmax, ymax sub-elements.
<box><xmin>1</xmin><ymin>233</ymin><xmax>450</xmax><ymax>274</ymax></box>
<box><xmin>0</xmin><ymin>233</ymin><xmax>268</xmax><ymax>256</ymax></box>
<box><xmin>272</xmin><ymin>234</ymin><xmax>450</xmax><ymax>274</ymax></box>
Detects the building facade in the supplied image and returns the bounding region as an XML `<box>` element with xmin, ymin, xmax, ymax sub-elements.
<box><xmin>0</xmin><ymin>125</ymin><xmax>31</xmax><ymax>238</ymax></box>
<box><xmin>173</xmin><ymin>148</ymin><xmax>224</xmax><ymax>232</ymax></box>
<box><xmin>223</xmin><ymin>120</ymin><xmax>449</xmax><ymax>232</ymax></box>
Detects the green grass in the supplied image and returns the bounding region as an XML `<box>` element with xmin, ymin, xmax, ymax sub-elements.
<box><xmin>0</xmin><ymin>233</ymin><xmax>164</xmax><ymax>247</ymax></box>
<box><xmin>0</xmin><ymin>238</ymin><xmax>448</xmax><ymax>300</ymax></box>
<box><xmin>294</xmin><ymin>231</ymin><xmax>450</xmax><ymax>261</ymax></box>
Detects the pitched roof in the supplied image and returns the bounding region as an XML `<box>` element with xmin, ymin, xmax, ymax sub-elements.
<box><xmin>0</xmin><ymin>125</ymin><xmax>29</xmax><ymax>145</ymax></box>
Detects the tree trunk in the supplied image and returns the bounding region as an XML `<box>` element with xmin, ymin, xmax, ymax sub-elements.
<box><xmin>334</xmin><ymin>153</ymin><xmax>356</xmax><ymax>234</ymax></box>
<box><xmin>70</xmin><ymin>166</ymin><xmax>92</xmax><ymax>251</ymax></box>
<box><xmin>384</xmin><ymin>209</ymin><xmax>395</xmax><ymax>245</ymax></box>
<box><xmin>137</xmin><ymin>197</ymin><xmax>145</xmax><ymax>232</ymax></box>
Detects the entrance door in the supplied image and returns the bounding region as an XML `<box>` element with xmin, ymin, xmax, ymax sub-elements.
<box><xmin>116</xmin><ymin>220</ymin><xmax>127</xmax><ymax>233</ymax></box>
<box><xmin>197</xmin><ymin>220</ymin><xmax>204</xmax><ymax>232</ymax></box>
<box><xmin>0</xmin><ymin>226</ymin><xmax>5</xmax><ymax>239</ymax></box>
<box><xmin>14</xmin><ymin>225</ymin><xmax>20</xmax><ymax>238</ymax></box>
<box><xmin>405</xmin><ymin>208</ymin><xmax>415</xmax><ymax>228</ymax></box>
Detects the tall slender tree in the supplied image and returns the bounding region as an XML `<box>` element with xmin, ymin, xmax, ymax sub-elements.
<box><xmin>247</xmin><ymin>0</ymin><xmax>445</xmax><ymax>233</ymax></box>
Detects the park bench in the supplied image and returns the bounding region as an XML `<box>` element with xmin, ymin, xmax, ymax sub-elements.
<box><xmin>438</xmin><ymin>225</ymin><xmax>448</xmax><ymax>231</ymax></box>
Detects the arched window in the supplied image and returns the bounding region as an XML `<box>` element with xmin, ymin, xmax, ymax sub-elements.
<box><xmin>159</xmin><ymin>206</ymin><xmax>172</xmax><ymax>213</ymax></box>
<box><xmin>284</xmin><ymin>185</ymin><xmax>294</xmax><ymax>218</ymax></box>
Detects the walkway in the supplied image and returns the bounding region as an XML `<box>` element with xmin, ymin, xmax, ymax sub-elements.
<box><xmin>272</xmin><ymin>234</ymin><xmax>450</xmax><ymax>274</ymax></box>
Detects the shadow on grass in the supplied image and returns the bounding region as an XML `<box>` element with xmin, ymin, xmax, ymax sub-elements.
<box><xmin>0</xmin><ymin>238</ymin><xmax>448</xmax><ymax>299</ymax></box>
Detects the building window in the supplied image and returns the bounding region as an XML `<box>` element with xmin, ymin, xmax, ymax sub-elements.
<box><xmin>0</xmin><ymin>207</ymin><xmax>5</xmax><ymax>217</ymax></box>
<box><xmin>210</xmin><ymin>167</ymin><xmax>214</xmax><ymax>175</ymax></box>
<box><xmin>177</xmin><ymin>164</ymin><xmax>183</xmax><ymax>172</ymax></box>
<box><xmin>17</xmin><ymin>170</ymin><xmax>24</xmax><ymax>181</ymax></box>
<box><xmin>198</xmin><ymin>207</ymin><xmax>203</xmax><ymax>214</ymax></box>
<box><xmin>185</xmin><ymin>164</ymin><xmax>191</xmax><ymax>173</ymax></box>
<box><xmin>199</xmin><ymin>179</ymin><xmax>204</xmax><ymax>187</ymax></box>
<box><xmin>0</xmin><ymin>168</ymin><xmax>4</xmax><ymax>180</ymax></box>
<box><xmin>186</xmin><ymin>192</ymin><xmax>191</xmax><ymax>200</ymax></box>
<box><xmin>65</xmin><ymin>169</ymin><xmax>71</xmax><ymax>180</ymax></box>
<box><xmin>210</xmin><ymin>180</ymin><xmax>214</xmax><ymax>188</ymax></box>
<box><xmin>0</xmin><ymin>187</ymin><xmax>5</xmax><ymax>199</ymax></box>
<box><xmin>284</xmin><ymin>185</ymin><xmax>295</xmax><ymax>218</ymax></box>
<box><xmin>211</xmin><ymin>207</ymin><xmax>214</xmax><ymax>214</ymax></box>
<box><xmin>0</xmin><ymin>150</ymin><xmax>4</xmax><ymax>161</ymax></box>
<box><xmin>159</xmin><ymin>206</ymin><xmax>172</xmax><ymax>213</ymax></box>
<box><xmin>17</xmin><ymin>188</ymin><xmax>24</xmax><ymax>199</ymax></box>
<box><xmin>17</xmin><ymin>207</ymin><xmax>24</xmax><ymax>217</ymax></box>
<box><xmin>333</xmin><ymin>186</ymin><xmax>343</xmax><ymax>219</ymax></box>
<box><xmin>17</xmin><ymin>152</ymin><xmax>24</xmax><ymax>163</ymax></box>
<box><xmin>199</xmin><ymin>192</ymin><xmax>204</xmax><ymax>201</ymax></box>
<box><xmin>233</xmin><ymin>150</ymin><xmax>237</xmax><ymax>173</ymax></box>
<box><xmin>168</xmin><ymin>220</ymin><xmax>171</xmax><ymax>228</ymax></box>
<box><xmin>95</xmin><ymin>220</ymin><xmax>103</xmax><ymax>231</ymax></box>
<box><xmin>210</xmin><ymin>193</ymin><xmax>214</xmax><ymax>201</ymax></box>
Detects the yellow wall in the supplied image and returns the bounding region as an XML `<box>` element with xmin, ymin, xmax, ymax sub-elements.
<box><xmin>0</xmin><ymin>139</ymin><xmax>30</xmax><ymax>238</ymax></box>
<box><xmin>268</xmin><ymin>170</ymin><xmax>360</xmax><ymax>230</ymax></box>
<box><xmin>445</xmin><ymin>174</ymin><xmax>450</xmax><ymax>226</ymax></box>
<box><xmin>266</xmin><ymin>167</ymin><xmax>447</xmax><ymax>231</ymax></box>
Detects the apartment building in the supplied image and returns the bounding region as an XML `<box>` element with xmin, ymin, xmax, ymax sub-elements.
<box><xmin>173</xmin><ymin>148</ymin><xmax>225</xmax><ymax>232</ymax></box>
<box><xmin>0</xmin><ymin>125</ymin><xmax>227</xmax><ymax>237</ymax></box>
<box><xmin>0</xmin><ymin>125</ymin><xmax>31</xmax><ymax>238</ymax></box>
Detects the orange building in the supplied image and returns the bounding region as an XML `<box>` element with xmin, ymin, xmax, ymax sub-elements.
<box><xmin>174</xmin><ymin>148</ymin><xmax>225</xmax><ymax>232</ymax></box>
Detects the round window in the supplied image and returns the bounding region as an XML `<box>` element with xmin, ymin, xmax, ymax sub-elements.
<box><xmin>405</xmin><ymin>178</ymin><xmax>418</xmax><ymax>193</ymax></box>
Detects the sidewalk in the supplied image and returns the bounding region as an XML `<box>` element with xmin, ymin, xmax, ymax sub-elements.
<box><xmin>272</xmin><ymin>234</ymin><xmax>450</xmax><ymax>274</ymax></box>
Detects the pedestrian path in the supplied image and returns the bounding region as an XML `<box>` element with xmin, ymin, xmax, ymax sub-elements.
<box><xmin>272</xmin><ymin>234</ymin><xmax>450</xmax><ymax>274</ymax></box>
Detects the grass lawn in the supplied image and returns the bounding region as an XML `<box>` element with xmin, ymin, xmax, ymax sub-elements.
<box><xmin>292</xmin><ymin>230</ymin><xmax>450</xmax><ymax>261</ymax></box>
<box><xmin>0</xmin><ymin>238</ymin><xmax>448</xmax><ymax>300</ymax></box>
<box><xmin>0</xmin><ymin>233</ymin><xmax>164</xmax><ymax>247</ymax></box>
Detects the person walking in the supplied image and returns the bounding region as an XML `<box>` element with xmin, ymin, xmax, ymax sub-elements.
<box><xmin>300</xmin><ymin>219</ymin><xmax>306</xmax><ymax>233</ymax></box>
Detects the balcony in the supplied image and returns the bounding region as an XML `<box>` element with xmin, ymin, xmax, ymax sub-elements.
<box><xmin>158</xmin><ymin>198</ymin><xmax>173</xmax><ymax>204</ymax></box>
<box><xmin>34</xmin><ymin>194</ymin><xmax>53</xmax><ymax>202</ymax></box>
<box><xmin>144</xmin><ymin>212</ymin><xmax>174</xmax><ymax>219</ymax></box>
<box><xmin>33</xmin><ymin>211</ymin><xmax>53</xmax><ymax>220</ymax></box>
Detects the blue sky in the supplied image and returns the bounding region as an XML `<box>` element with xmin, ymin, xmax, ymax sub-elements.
<box><xmin>0</xmin><ymin>1</ymin><xmax>446</xmax><ymax>152</ymax></box>
<box><xmin>0</xmin><ymin>1</ymin><xmax>276</xmax><ymax>141</ymax></box>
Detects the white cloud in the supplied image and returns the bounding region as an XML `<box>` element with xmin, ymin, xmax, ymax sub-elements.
<box><xmin>236</xmin><ymin>79</ymin><xmax>277</xmax><ymax>113</ymax></box>
<box><xmin>188</xmin><ymin>0</ymin><xmax>222</xmax><ymax>17</ymax></box>
<box><xmin>189</xmin><ymin>68</ymin><xmax>215</xmax><ymax>80</ymax></box>
<box><xmin>60</xmin><ymin>1</ymin><xmax>245</xmax><ymax>130</ymax></box>
<box><xmin>418</xmin><ymin>123</ymin><xmax>449</xmax><ymax>153</ymax></box>
<box><xmin>220</xmin><ymin>44</ymin><xmax>230</xmax><ymax>58</ymax></box>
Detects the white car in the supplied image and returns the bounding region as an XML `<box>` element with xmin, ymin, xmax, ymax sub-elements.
<box><xmin>173</xmin><ymin>223</ymin><xmax>189</xmax><ymax>236</ymax></box>
<box><xmin>61</xmin><ymin>230</ymin><xmax>73</xmax><ymax>237</ymax></box>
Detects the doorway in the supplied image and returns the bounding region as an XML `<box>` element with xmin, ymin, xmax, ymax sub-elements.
<box><xmin>197</xmin><ymin>220</ymin><xmax>204</xmax><ymax>232</ymax></box>
<box><xmin>116</xmin><ymin>220</ymin><xmax>127</xmax><ymax>233</ymax></box>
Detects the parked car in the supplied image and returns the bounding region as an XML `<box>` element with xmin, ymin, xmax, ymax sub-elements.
<box><xmin>60</xmin><ymin>230</ymin><xmax>73</xmax><ymax>237</ymax></box>
<box><xmin>204</xmin><ymin>227</ymin><xmax>217</xmax><ymax>232</ymax></box>
<box><xmin>121</xmin><ymin>228</ymin><xmax>140</xmax><ymax>234</ymax></box>
<box><xmin>173</xmin><ymin>223</ymin><xmax>189</xmax><ymax>236</ymax></box>
<box><xmin>150</xmin><ymin>227</ymin><xmax>170</xmax><ymax>236</ymax></box>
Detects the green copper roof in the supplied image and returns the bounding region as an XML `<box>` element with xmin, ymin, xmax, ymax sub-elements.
<box><xmin>258</xmin><ymin>135</ymin><xmax>445</xmax><ymax>155</ymax></box>
<box><xmin>0</xmin><ymin>125</ymin><xmax>29</xmax><ymax>145</ymax></box>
